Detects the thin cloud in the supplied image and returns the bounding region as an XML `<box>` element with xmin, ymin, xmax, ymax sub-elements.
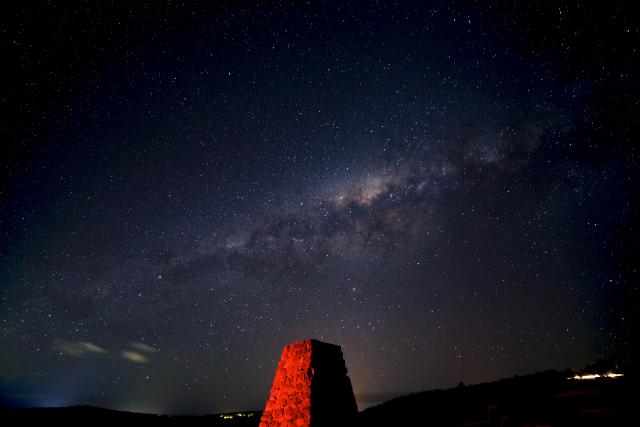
<box><xmin>54</xmin><ymin>340</ymin><xmax>107</xmax><ymax>356</ymax></box>
<box><xmin>130</xmin><ymin>342</ymin><xmax>158</xmax><ymax>353</ymax></box>
<box><xmin>121</xmin><ymin>351</ymin><xmax>148</xmax><ymax>363</ymax></box>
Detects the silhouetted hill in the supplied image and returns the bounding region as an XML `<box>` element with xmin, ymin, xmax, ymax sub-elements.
<box><xmin>358</xmin><ymin>370</ymin><xmax>633</xmax><ymax>426</ymax></box>
<box><xmin>0</xmin><ymin>405</ymin><xmax>261</xmax><ymax>426</ymax></box>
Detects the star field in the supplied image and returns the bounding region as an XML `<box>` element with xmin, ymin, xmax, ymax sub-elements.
<box><xmin>1</xmin><ymin>0</ymin><xmax>638</xmax><ymax>415</ymax></box>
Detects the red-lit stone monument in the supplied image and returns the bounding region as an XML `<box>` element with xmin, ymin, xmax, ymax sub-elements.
<box><xmin>259</xmin><ymin>339</ymin><xmax>358</xmax><ymax>427</ymax></box>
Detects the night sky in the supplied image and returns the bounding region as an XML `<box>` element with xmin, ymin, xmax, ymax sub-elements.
<box><xmin>1</xmin><ymin>0</ymin><xmax>638</xmax><ymax>416</ymax></box>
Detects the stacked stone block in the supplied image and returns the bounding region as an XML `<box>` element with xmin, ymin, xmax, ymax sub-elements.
<box><xmin>259</xmin><ymin>339</ymin><xmax>357</xmax><ymax>427</ymax></box>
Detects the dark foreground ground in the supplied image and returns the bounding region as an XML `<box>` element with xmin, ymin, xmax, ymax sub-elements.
<box><xmin>1</xmin><ymin>370</ymin><xmax>633</xmax><ymax>426</ymax></box>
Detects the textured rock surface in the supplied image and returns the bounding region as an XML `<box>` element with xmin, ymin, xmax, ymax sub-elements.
<box><xmin>259</xmin><ymin>339</ymin><xmax>357</xmax><ymax>427</ymax></box>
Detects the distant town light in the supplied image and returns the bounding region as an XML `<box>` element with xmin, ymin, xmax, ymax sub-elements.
<box><xmin>569</xmin><ymin>372</ymin><xmax>624</xmax><ymax>380</ymax></box>
<box><xmin>605</xmin><ymin>372</ymin><xmax>624</xmax><ymax>378</ymax></box>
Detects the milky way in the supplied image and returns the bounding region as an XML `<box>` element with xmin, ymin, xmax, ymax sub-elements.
<box><xmin>1</xmin><ymin>1</ymin><xmax>638</xmax><ymax>415</ymax></box>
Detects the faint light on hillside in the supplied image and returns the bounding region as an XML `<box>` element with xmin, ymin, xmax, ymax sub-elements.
<box><xmin>569</xmin><ymin>372</ymin><xmax>624</xmax><ymax>380</ymax></box>
<box><xmin>219</xmin><ymin>412</ymin><xmax>255</xmax><ymax>420</ymax></box>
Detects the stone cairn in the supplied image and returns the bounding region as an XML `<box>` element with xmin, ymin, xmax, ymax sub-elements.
<box><xmin>259</xmin><ymin>339</ymin><xmax>358</xmax><ymax>427</ymax></box>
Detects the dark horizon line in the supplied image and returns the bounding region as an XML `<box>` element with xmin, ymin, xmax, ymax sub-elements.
<box><xmin>2</xmin><ymin>365</ymin><xmax>628</xmax><ymax>417</ymax></box>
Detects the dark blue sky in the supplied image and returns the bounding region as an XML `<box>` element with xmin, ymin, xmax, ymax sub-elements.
<box><xmin>1</xmin><ymin>0</ymin><xmax>637</xmax><ymax>415</ymax></box>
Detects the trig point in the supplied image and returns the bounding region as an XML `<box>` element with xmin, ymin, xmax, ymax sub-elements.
<box><xmin>259</xmin><ymin>339</ymin><xmax>358</xmax><ymax>427</ymax></box>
